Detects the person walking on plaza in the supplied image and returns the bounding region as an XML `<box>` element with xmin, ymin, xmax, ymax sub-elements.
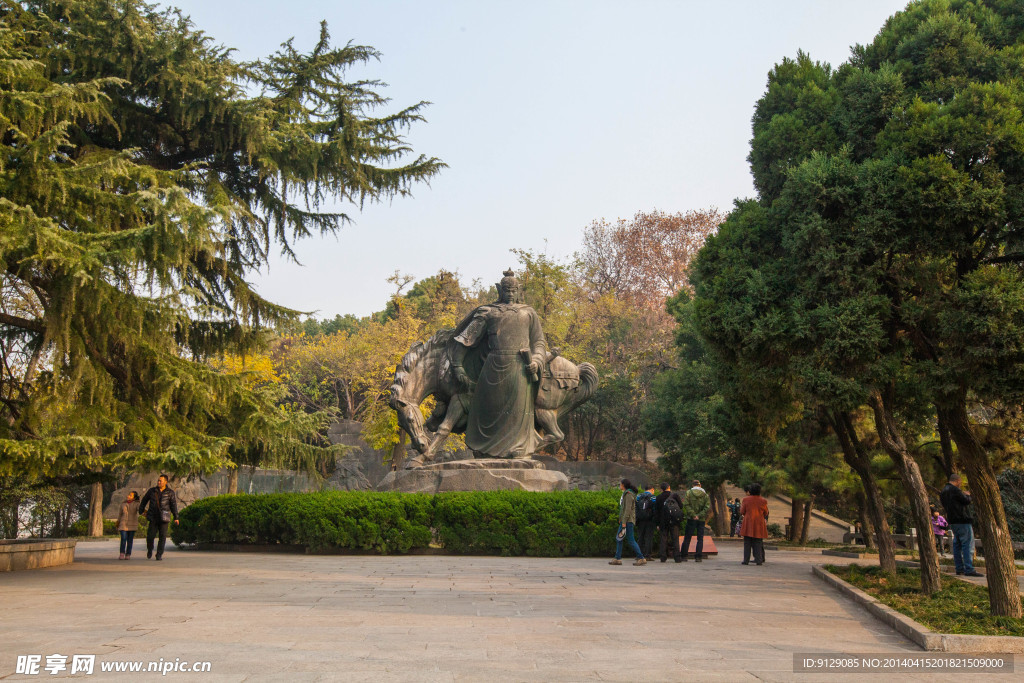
<box><xmin>635</xmin><ymin>484</ymin><xmax>658</xmax><ymax>560</ymax></box>
<box><xmin>139</xmin><ymin>474</ymin><xmax>179</xmax><ymax>561</ymax></box>
<box><xmin>116</xmin><ymin>491</ymin><xmax>140</xmax><ymax>560</ymax></box>
<box><xmin>610</xmin><ymin>479</ymin><xmax>646</xmax><ymax>566</ymax></box>
<box><xmin>656</xmin><ymin>483</ymin><xmax>685</xmax><ymax>562</ymax></box>
<box><xmin>740</xmin><ymin>483</ymin><xmax>769</xmax><ymax>566</ymax></box>
<box><xmin>930</xmin><ymin>506</ymin><xmax>949</xmax><ymax>557</ymax></box>
<box><xmin>680</xmin><ymin>480</ymin><xmax>710</xmax><ymax>562</ymax></box>
<box><xmin>727</xmin><ymin>497</ymin><xmax>741</xmax><ymax>537</ymax></box>
<box><xmin>940</xmin><ymin>473</ymin><xmax>981</xmax><ymax>577</ymax></box>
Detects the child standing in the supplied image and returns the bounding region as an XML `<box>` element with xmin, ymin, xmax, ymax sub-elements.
<box><xmin>117</xmin><ymin>491</ymin><xmax>140</xmax><ymax>560</ymax></box>
<box><xmin>930</xmin><ymin>506</ymin><xmax>949</xmax><ymax>557</ymax></box>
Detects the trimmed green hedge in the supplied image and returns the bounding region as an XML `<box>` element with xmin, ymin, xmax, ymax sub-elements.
<box><xmin>172</xmin><ymin>489</ymin><xmax>622</xmax><ymax>556</ymax></box>
<box><xmin>433</xmin><ymin>490</ymin><xmax>619</xmax><ymax>556</ymax></box>
<box><xmin>172</xmin><ymin>491</ymin><xmax>434</xmax><ymax>553</ymax></box>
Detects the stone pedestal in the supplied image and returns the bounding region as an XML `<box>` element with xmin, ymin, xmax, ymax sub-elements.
<box><xmin>376</xmin><ymin>458</ymin><xmax>569</xmax><ymax>494</ymax></box>
<box><xmin>683</xmin><ymin>535</ymin><xmax>719</xmax><ymax>556</ymax></box>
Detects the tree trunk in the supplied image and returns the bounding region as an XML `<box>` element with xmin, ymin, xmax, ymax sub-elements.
<box><xmin>88</xmin><ymin>481</ymin><xmax>104</xmax><ymax>538</ymax></box>
<box><xmin>713</xmin><ymin>483</ymin><xmax>728</xmax><ymax>536</ymax></box>
<box><xmin>789</xmin><ymin>498</ymin><xmax>804</xmax><ymax>542</ymax></box>
<box><xmin>832</xmin><ymin>411</ymin><xmax>896</xmax><ymax>570</ymax></box>
<box><xmin>709</xmin><ymin>491</ymin><xmax>721</xmax><ymax>535</ymax></box>
<box><xmin>800</xmin><ymin>496</ymin><xmax>814</xmax><ymax>544</ymax></box>
<box><xmin>855</xmin><ymin>489</ymin><xmax>875</xmax><ymax>549</ymax></box>
<box><xmin>869</xmin><ymin>391</ymin><xmax>941</xmax><ymax>594</ymax></box>
<box><xmin>344</xmin><ymin>383</ymin><xmax>355</xmax><ymax>419</ymax></box>
<box><xmin>390</xmin><ymin>431</ymin><xmax>408</xmax><ymax>470</ymax></box>
<box><xmin>705</xmin><ymin>484</ymin><xmax>727</xmax><ymax>536</ymax></box>
<box><xmin>941</xmin><ymin>401</ymin><xmax>1022</xmax><ymax>618</ymax></box>
<box><xmin>227</xmin><ymin>468</ymin><xmax>239</xmax><ymax>495</ymax></box>
<box><xmin>936</xmin><ymin>409</ymin><xmax>955</xmax><ymax>479</ymax></box>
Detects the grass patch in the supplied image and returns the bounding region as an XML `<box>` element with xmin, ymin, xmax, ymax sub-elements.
<box><xmin>824</xmin><ymin>545</ymin><xmax>916</xmax><ymax>556</ymax></box>
<box><xmin>935</xmin><ymin>556</ymin><xmax>986</xmax><ymax>568</ymax></box>
<box><xmin>826</xmin><ymin>564</ymin><xmax>1024</xmax><ymax>637</ymax></box>
<box><xmin>825</xmin><ymin>545</ymin><xmax>874</xmax><ymax>554</ymax></box>
<box><xmin>891</xmin><ymin>553</ymin><xmax>988</xmax><ymax>567</ymax></box>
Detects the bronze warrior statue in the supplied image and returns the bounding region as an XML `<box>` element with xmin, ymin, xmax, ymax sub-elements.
<box><xmin>390</xmin><ymin>269</ymin><xmax>597</xmax><ymax>461</ymax></box>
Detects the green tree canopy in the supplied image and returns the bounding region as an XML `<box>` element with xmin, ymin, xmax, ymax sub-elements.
<box><xmin>689</xmin><ymin>0</ymin><xmax>1024</xmax><ymax>615</ymax></box>
<box><xmin>0</xmin><ymin>0</ymin><xmax>443</xmax><ymax>477</ymax></box>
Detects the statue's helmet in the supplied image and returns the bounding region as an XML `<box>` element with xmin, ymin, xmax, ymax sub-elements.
<box><xmin>497</xmin><ymin>268</ymin><xmax>522</xmax><ymax>303</ymax></box>
<box><xmin>499</xmin><ymin>268</ymin><xmax>517</xmax><ymax>289</ymax></box>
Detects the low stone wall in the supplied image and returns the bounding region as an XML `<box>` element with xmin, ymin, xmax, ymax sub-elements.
<box><xmin>0</xmin><ymin>539</ymin><xmax>77</xmax><ymax>572</ymax></box>
<box><xmin>543</xmin><ymin>460</ymin><xmax>651</xmax><ymax>491</ymax></box>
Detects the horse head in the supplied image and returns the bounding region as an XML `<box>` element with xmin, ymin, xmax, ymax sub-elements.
<box><xmin>391</xmin><ymin>396</ymin><xmax>430</xmax><ymax>454</ymax></box>
<box><xmin>389</xmin><ymin>330</ymin><xmax>453</xmax><ymax>455</ymax></box>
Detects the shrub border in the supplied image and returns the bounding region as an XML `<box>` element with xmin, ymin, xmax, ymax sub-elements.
<box><xmin>172</xmin><ymin>490</ymin><xmax>624</xmax><ymax>557</ymax></box>
<box><xmin>812</xmin><ymin>565</ymin><xmax>1024</xmax><ymax>653</ymax></box>
<box><xmin>186</xmin><ymin>542</ymin><xmax>449</xmax><ymax>555</ymax></box>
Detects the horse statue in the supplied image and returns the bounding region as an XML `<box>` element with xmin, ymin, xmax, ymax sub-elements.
<box><xmin>389</xmin><ymin>328</ymin><xmax>598</xmax><ymax>463</ymax></box>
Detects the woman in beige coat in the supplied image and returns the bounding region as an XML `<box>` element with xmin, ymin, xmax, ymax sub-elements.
<box><xmin>117</xmin><ymin>491</ymin><xmax>140</xmax><ymax>560</ymax></box>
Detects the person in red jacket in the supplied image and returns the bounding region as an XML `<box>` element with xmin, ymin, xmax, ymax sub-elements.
<box><xmin>740</xmin><ymin>483</ymin><xmax>769</xmax><ymax>566</ymax></box>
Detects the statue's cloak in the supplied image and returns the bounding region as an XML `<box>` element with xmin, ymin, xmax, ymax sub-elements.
<box><xmin>453</xmin><ymin>303</ymin><xmax>547</xmax><ymax>457</ymax></box>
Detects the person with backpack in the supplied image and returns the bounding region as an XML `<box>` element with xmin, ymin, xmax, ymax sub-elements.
<box><xmin>610</xmin><ymin>479</ymin><xmax>646</xmax><ymax>566</ymax></box>
<box><xmin>655</xmin><ymin>483</ymin><xmax>684</xmax><ymax>563</ymax></box>
<box><xmin>680</xmin><ymin>479</ymin><xmax>710</xmax><ymax>562</ymax></box>
<box><xmin>635</xmin><ymin>484</ymin><xmax>657</xmax><ymax>560</ymax></box>
<box><xmin>727</xmin><ymin>498</ymin><xmax>741</xmax><ymax>537</ymax></box>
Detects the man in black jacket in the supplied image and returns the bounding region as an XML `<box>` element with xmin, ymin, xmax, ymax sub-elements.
<box><xmin>939</xmin><ymin>473</ymin><xmax>980</xmax><ymax>577</ymax></box>
<box><xmin>139</xmin><ymin>474</ymin><xmax>179</xmax><ymax>561</ymax></box>
<box><xmin>655</xmin><ymin>483</ymin><xmax>684</xmax><ymax>563</ymax></box>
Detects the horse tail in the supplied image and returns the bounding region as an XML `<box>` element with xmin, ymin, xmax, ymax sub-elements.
<box><xmin>564</xmin><ymin>362</ymin><xmax>598</xmax><ymax>413</ymax></box>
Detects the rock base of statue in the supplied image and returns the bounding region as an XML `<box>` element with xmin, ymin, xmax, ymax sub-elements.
<box><xmin>376</xmin><ymin>458</ymin><xmax>569</xmax><ymax>494</ymax></box>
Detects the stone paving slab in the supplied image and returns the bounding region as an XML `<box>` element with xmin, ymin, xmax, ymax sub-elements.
<box><xmin>0</xmin><ymin>540</ymin><xmax>1018</xmax><ymax>681</ymax></box>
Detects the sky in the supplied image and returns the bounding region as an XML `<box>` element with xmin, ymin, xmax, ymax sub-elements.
<box><xmin>165</xmin><ymin>0</ymin><xmax>912</xmax><ymax>319</ymax></box>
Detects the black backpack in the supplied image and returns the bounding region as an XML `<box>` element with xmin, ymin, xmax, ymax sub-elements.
<box><xmin>636</xmin><ymin>493</ymin><xmax>655</xmax><ymax>522</ymax></box>
<box><xmin>663</xmin><ymin>496</ymin><xmax>684</xmax><ymax>524</ymax></box>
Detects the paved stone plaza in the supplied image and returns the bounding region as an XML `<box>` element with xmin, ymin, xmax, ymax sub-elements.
<box><xmin>0</xmin><ymin>540</ymin><xmax>1017</xmax><ymax>681</ymax></box>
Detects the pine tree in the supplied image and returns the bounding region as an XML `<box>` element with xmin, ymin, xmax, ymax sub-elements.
<box><xmin>0</xmin><ymin>1</ymin><xmax>444</xmax><ymax>477</ymax></box>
